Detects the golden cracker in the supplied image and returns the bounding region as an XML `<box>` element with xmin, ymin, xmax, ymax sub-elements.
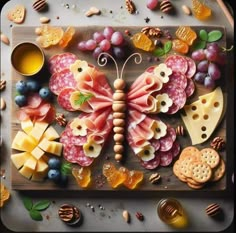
<box><xmin>187</xmin><ymin>181</ymin><xmax>205</xmax><ymax>189</ymax></box>
<box><xmin>173</xmin><ymin>160</ymin><xmax>187</xmax><ymax>182</ymax></box>
<box><xmin>191</xmin><ymin>162</ymin><xmax>212</xmax><ymax>183</ymax></box>
<box><xmin>7</xmin><ymin>5</ymin><xmax>26</xmax><ymax>24</ymax></box>
<box><xmin>211</xmin><ymin>159</ymin><xmax>225</xmax><ymax>182</ymax></box>
<box><xmin>179</xmin><ymin>146</ymin><xmax>201</xmax><ymax>161</ymax></box>
<box><xmin>200</xmin><ymin>148</ymin><xmax>220</xmax><ymax>169</ymax></box>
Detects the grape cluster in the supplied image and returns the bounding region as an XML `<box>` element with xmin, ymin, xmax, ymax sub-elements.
<box><xmin>15</xmin><ymin>79</ymin><xmax>52</xmax><ymax>107</ymax></box>
<box><xmin>191</xmin><ymin>43</ymin><xmax>226</xmax><ymax>89</ymax></box>
<box><xmin>77</xmin><ymin>26</ymin><xmax>127</xmax><ymax>60</ymax></box>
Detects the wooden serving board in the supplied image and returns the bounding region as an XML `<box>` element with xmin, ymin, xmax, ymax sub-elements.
<box><xmin>11</xmin><ymin>26</ymin><xmax>227</xmax><ymax>191</ymax></box>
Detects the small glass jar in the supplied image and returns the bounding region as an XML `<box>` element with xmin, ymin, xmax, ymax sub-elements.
<box><xmin>157</xmin><ymin>198</ymin><xmax>188</xmax><ymax>229</ymax></box>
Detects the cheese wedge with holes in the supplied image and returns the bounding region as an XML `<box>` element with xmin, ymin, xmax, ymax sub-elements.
<box><xmin>181</xmin><ymin>87</ymin><xmax>224</xmax><ymax>145</ymax></box>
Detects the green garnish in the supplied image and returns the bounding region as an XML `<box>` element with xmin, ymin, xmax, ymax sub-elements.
<box><xmin>22</xmin><ymin>197</ymin><xmax>51</xmax><ymax>221</ymax></box>
<box><xmin>61</xmin><ymin>161</ymin><xmax>72</xmax><ymax>176</ymax></box>
<box><xmin>74</xmin><ymin>92</ymin><xmax>93</xmax><ymax>106</ymax></box>
<box><xmin>153</xmin><ymin>41</ymin><xmax>172</xmax><ymax>57</ymax></box>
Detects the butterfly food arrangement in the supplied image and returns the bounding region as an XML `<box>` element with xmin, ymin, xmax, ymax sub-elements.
<box><xmin>11</xmin><ymin>26</ymin><xmax>227</xmax><ymax>191</ymax></box>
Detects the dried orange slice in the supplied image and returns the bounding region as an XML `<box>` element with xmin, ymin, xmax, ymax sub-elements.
<box><xmin>172</xmin><ymin>39</ymin><xmax>189</xmax><ymax>54</ymax></box>
<box><xmin>0</xmin><ymin>183</ymin><xmax>10</xmax><ymax>207</ymax></box>
<box><xmin>59</xmin><ymin>26</ymin><xmax>75</xmax><ymax>48</ymax></box>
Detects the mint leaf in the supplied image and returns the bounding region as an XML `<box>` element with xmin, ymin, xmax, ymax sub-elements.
<box><xmin>61</xmin><ymin>162</ymin><xmax>72</xmax><ymax>176</ymax></box>
<box><xmin>207</xmin><ymin>30</ymin><xmax>223</xmax><ymax>42</ymax></box>
<box><xmin>153</xmin><ymin>48</ymin><xmax>165</xmax><ymax>57</ymax></box>
<box><xmin>199</xmin><ymin>29</ymin><xmax>208</xmax><ymax>41</ymax></box>
<box><xmin>163</xmin><ymin>41</ymin><xmax>172</xmax><ymax>54</ymax></box>
<box><xmin>23</xmin><ymin>197</ymin><xmax>33</xmax><ymax>211</ymax></box>
<box><xmin>33</xmin><ymin>200</ymin><xmax>51</xmax><ymax>211</ymax></box>
<box><xmin>29</xmin><ymin>209</ymin><xmax>43</xmax><ymax>221</ymax></box>
<box><xmin>192</xmin><ymin>40</ymin><xmax>206</xmax><ymax>50</ymax></box>
<box><xmin>74</xmin><ymin>93</ymin><xmax>93</xmax><ymax>106</ymax></box>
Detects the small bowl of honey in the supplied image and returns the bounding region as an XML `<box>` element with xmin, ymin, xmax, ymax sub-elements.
<box><xmin>11</xmin><ymin>42</ymin><xmax>45</xmax><ymax>76</ymax></box>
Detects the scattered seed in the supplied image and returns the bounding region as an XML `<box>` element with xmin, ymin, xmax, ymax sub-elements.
<box><xmin>135</xmin><ymin>212</ymin><xmax>144</xmax><ymax>221</ymax></box>
<box><xmin>122</xmin><ymin>210</ymin><xmax>130</xmax><ymax>223</ymax></box>
<box><xmin>0</xmin><ymin>97</ymin><xmax>6</xmax><ymax>110</ymax></box>
<box><xmin>181</xmin><ymin>5</ymin><xmax>191</xmax><ymax>15</ymax></box>
<box><xmin>1</xmin><ymin>34</ymin><xmax>10</xmax><ymax>45</ymax></box>
<box><xmin>40</xmin><ymin>16</ymin><xmax>50</xmax><ymax>24</ymax></box>
<box><xmin>85</xmin><ymin>7</ymin><xmax>101</xmax><ymax>17</ymax></box>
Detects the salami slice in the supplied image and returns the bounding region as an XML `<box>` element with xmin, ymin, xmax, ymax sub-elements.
<box><xmin>159</xmin><ymin>151</ymin><xmax>173</xmax><ymax>166</ymax></box>
<box><xmin>63</xmin><ymin>144</ymin><xmax>94</xmax><ymax>166</ymax></box>
<box><xmin>49</xmin><ymin>69</ymin><xmax>77</xmax><ymax>95</ymax></box>
<box><xmin>150</xmin><ymin>139</ymin><xmax>160</xmax><ymax>151</ymax></box>
<box><xmin>49</xmin><ymin>53</ymin><xmax>77</xmax><ymax>74</ymax></box>
<box><xmin>168</xmin><ymin>72</ymin><xmax>187</xmax><ymax>89</ymax></box>
<box><xmin>60</xmin><ymin>127</ymin><xmax>87</xmax><ymax>146</ymax></box>
<box><xmin>168</xmin><ymin>127</ymin><xmax>177</xmax><ymax>142</ymax></box>
<box><xmin>185</xmin><ymin>57</ymin><xmax>196</xmax><ymax>79</ymax></box>
<box><xmin>159</xmin><ymin>128</ymin><xmax>174</xmax><ymax>152</ymax></box>
<box><xmin>57</xmin><ymin>87</ymin><xmax>77</xmax><ymax>111</ymax></box>
<box><xmin>140</xmin><ymin>154</ymin><xmax>160</xmax><ymax>170</ymax></box>
<box><xmin>170</xmin><ymin>141</ymin><xmax>180</xmax><ymax>158</ymax></box>
<box><xmin>165</xmin><ymin>55</ymin><xmax>188</xmax><ymax>74</ymax></box>
<box><xmin>185</xmin><ymin>78</ymin><xmax>195</xmax><ymax>97</ymax></box>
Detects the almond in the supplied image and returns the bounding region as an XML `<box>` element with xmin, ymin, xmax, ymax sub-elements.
<box><xmin>40</xmin><ymin>16</ymin><xmax>50</xmax><ymax>24</ymax></box>
<box><xmin>122</xmin><ymin>210</ymin><xmax>130</xmax><ymax>223</ymax></box>
<box><xmin>1</xmin><ymin>34</ymin><xmax>10</xmax><ymax>45</ymax></box>
<box><xmin>0</xmin><ymin>97</ymin><xmax>6</xmax><ymax>110</ymax></box>
<box><xmin>181</xmin><ymin>5</ymin><xmax>191</xmax><ymax>15</ymax></box>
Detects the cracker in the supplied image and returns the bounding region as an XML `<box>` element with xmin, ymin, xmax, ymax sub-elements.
<box><xmin>191</xmin><ymin>162</ymin><xmax>212</xmax><ymax>183</ymax></box>
<box><xmin>200</xmin><ymin>148</ymin><xmax>220</xmax><ymax>169</ymax></box>
<box><xmin>186</xmin><ymin>177</ymin><xmax>202</xmax><ymax>186</ymax></box>
<box><xmin>187</xmin><ymin>181</ymin><xmax>205</xmax><ymax>189</ymax></box>
<box><xmin>179</xmin><ymin>156</ymin><xmax>198</xmax><ymax>178</ymax></box>
<box><xmin>179</xmin><ymin>146</ymin><xmax>201</xmax><ymax>161</ymax></box>
<box><xmin>211</xmin><ymin>159</ymin><xmax>225</xmax><ymax>182</ymax></box>
<box><xmin>173</xmin><ymin>160</ymin><xmax>187</xmax><ymax>182</ymax></box>
<box><xmin>7</xmin><ymin>5</ymin><xmax>26</xmax><ymax>24</ymax></box>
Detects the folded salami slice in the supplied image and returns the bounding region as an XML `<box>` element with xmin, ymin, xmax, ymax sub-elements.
<box><xmin>159</xmin><ymin>150</ymin><xmax>173</xmax><ymax>166</ymax></box>
<box><xmin>63</xmin><ymin>144</ymin><xmax>94</xmax><ymax>167</ymax></box>
<box><xmin>57</xmin><ymin>87</ymin><xmax>77</xmax><ymax>111</ymax></box>
<box><xmin>185</xmin><ymin>78</ymin><xmax>195</xmax><ymax>97</ymax></box>
<box><xmin>185</xmin><ymin>57</ymin><xmax>196</xmax><ymax>79</ymax></box>
<box><xmin>165</xmin><ymin>55</ymin><xmax>188</xmax><ymax>74</ymax></box>
<box><xmin>49</xmin><ymin>69</ymin><xmax>77</xmax><ymax>95</ymax></box>
<box><xmin>49</xmin><ymin>52</ymin><xmax>77</xmax><ymax>74</ymax></box>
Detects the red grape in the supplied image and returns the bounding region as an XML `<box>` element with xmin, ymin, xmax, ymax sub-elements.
<box><xmin>77</xmin><ymin>41</ymin><xmax>87</xmax><ymax>51</ymax></box>
<box><xmin>99</xmin><ymin>39</ymin><xmax>111</xmax><ymax>51</ymax></box>
<box><xmin>204</xmin><ymin>48</ymin><xmax>218</xmax><ymax>62</ymax></box>
<box><xmin>208</xmin><ymin>62</ymin><xmax>221</xmax><ymax>80</ymax></box>
<box><xmin>194</xmin><ymin>72</ymin><xmax>207</xmax><ymax>84</ymax></box>
<box><xmin>93</xmin><ymin>32</ymin><xmax>105</xmax><ymax>43</ymax></box>
<box><xmin>191</xmin><ymin>49</ymin><xmax>206</xmax><ymax>61</ymax></box>
<box><xmin>85</xmin><ymin>39</ymin><xmax>97</xmax><ymax>51</ymax></box>
<box><xmin>204</xmin><ymin>76</ymin><xmax>215</xmax><ymax>89</ymax></box>
<box><xmin>103</xmin><ymin>26</ymin><xmax>114</xmax><ymax>40</ymax></box>
<box><xmin>111</xmin><ymin>31</ymin><xmax>124</xmax><ymax>46</ymax></box>
<box><xmin>197</xmin><ymin>60</ymin><xmax>209</xmax><ymax>72</ymax></box>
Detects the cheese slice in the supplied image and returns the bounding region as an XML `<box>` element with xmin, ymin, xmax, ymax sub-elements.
<box><xmin>21</xmin><ymin>119</ymin><xmax>34</xmax><ymax>134</ymax></box>
<box><xmin>38</xmin><ymin>138</ymin><xmax>63</xmax><ymax>156</ymax></box>
<box><xmin>181</xmin><ymin>87</ymin><xmax>224</xmax><ymax>145</ymax></box>
<box><xmin>31</xmin><ymin>146</ymin><xmax>45</xmax><ymax>160</ymax></box>
<box><xmin>11</xmin><ymin>152</ymin><xmax>31</xmax><ymax>169</ymax></box>
<box><xmin>24</xmin><ymin>156</ymin><xmax>37</xmax><ymax>170</ymax></box>
<box><xmin>35</xmin><ymin>158</ymin><xmax>49</xmax><ymax>173</ymax></box>
<box><xmin>43</xmin><ymin>126</ymin><xmax>60</xmax><ymax>141</ymax></box>
<box><xmin>19</xmin><ymin>165</ymin><xmax>34</xmax><ymax>179</ymax></box>
<box><xmin>31</xmin><ymin>170</ymin><xmax>48</xmax><ymax>182</ymax></box>
<box><xmin>29</xmin><ymin>121</ymin><xmax>49</xmax><ymax>143</ymax></box>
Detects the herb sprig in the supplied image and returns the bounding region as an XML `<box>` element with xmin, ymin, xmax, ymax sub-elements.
<box><xmin>74</xmin><ymin>92</ymin><xmax>93</xmax><ymax>106</ymax></box>
<box><xmin>153</xmin><ymin>41</ymin><xmax>172</xmax><ymax>57</ymax></box>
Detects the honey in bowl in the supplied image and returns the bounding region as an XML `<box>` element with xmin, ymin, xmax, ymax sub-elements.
<box><xmin>11</xmin><ymin>42</ymin><xmax>44</xmax><ymax>76</ymax></box>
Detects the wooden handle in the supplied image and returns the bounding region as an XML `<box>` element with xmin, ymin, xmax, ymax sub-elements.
<box><xmin>216</xmin><ymin>0</ymin><xmax>234</xmax><ymax>28</ymax></box>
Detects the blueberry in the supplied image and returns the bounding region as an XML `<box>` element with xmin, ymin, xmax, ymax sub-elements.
<box><xmin>48</xmin><ymin>157</ymin><xmax>61</xmax><ymax>169</ymax></box>
<box><xmin>58</xmin><ymin>174</ymin><xmax>69</xmax><ymax>187</ymax></box>
<box><xmin>39</xmin><ymin>87</ymin><xmax>52</xmax><ymax>100</ymax></box>
<box><xmin>16</xmin><ymin>80</ymin><xmax>29</xmax><ymax>94</ymax></box>
<box><xmin>26</xmin><ymin>79</ymin><xmax>41</xmax><ymax>92</ymax></box>
<box><xmin>48</xmin><ymin>169</ymin><xmax>61</xmax><ymax>181</ymax></box>
<box><xmin>15</xmin><ymin>95</ymin><xmax>27</xmax><ymax>107</ymax></box>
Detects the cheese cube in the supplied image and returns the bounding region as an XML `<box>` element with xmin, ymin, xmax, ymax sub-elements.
<box><xmin>43</xmin><ymin>126</ymin><xmax>60</xmax><ymax>141</ymax></box>
<box><xmin>29</xmin><ymin>121</ymin><xmax>49</xmax><ymax>143</ymax></box>
<box><xmin>11</xmin><ymin>152</ymin><xmax>31</xmax><ymax>169</ymax></box>
<box><xmin>11</xmin><ymin>131</ymin><xmax>36</xmax><ymax>152</ymax></box>
<box><xmin>31</xmin><ymin>170</ymin><xmax>48</xmax><ymax>182</ymax></box>
<box><xmin>36</xmin><ymin>159</ymin><xmax>49</xmax><ymax>173</ymax></box>
<box><xmin>24</xmin><ymin>156</ymin><xmax>37</xmax><ymax>170</ymax></box>
<box><xmin>21</xmin><ymin>119</ymin><xmax>34</xmax><ymax>134</ymax></box>
<box><xmin>38</xmin><ymin>138</ymin><xmax>63</xmax><ymax>156</ymax></box>
<box><xmin>19</xmin><ymin>165</ymin><xmax>34</xmax><ymax>179</ymax></box>
<box><xmin>31</xmin><ymin>146</ymin><xmax>45</xmax><ymax>160</ymax></box>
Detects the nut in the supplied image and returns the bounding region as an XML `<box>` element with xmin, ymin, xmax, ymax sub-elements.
<box><xmin>0</xmin><ymin>98</ymin><xmax>6</xmax><ymax>110</ymax></box>
<box><xmin>1</xmin><ymin>34</ymin><xmax>10</xmax><ymax>45</ymax></box>
<box><xmin>149</xmin><ymin>173</ymin><xmax>161</xmax><ymax>184</ymax></box>
<box><xmin>39</xmin><ymin>16</ymin><xmax>50</xmax><ymax>24</ymax></box>
<box><xmin>135</xmin><ymin>212</ymin><xmax>144</xmax><ymax>221</ymax></box>
<box><xmin>181</xmin><ymin>5</ymin><xmax>191</xmax><ymax>15</ymax></box>
<box><xmin>125</xmin><ymin>0</ymin><xmax>136</xmax><ymax>14</ymax></box>
<box><xmin>141</xmin><ymin>27</ymin><xmax>162</xmax><ymax>38</ymax></box>
<box><xmin>122</xmin><ymin>210</ymin><xmax>130</xmax><ymax>223</ymax></box>
<box><xmin>175</xmin><ymin>125</ymin><xmax>185</xmax><ymax>136</ymax></box>
<box><xmin>58</xmin><ymin>204</ymin><xmax>81</xmax><ymax>225</ymax></box>
<box><xmin>0</xmin><ymin>80</ymin><xmax>6</xmax><ymax>91</ymax></box>
<box><xmin>210</xmin><ymin>137</ymin><xmax>225</xmax><ymax>151</ymax></box>
<box><xmin>205</xmin><ymin>203</ymin><xmax>221</xmax><ymax>217</ymax></box>
<box><xmin>32</xmin><ymin>0</ymin><xmax>47</xmax><ymax>12</ymax></box>
<box><xmin>55</xmin><ymin>113</ymin><xmax>67</xmax><ymax>126</ymax></box>
<box><xmin>160</xmin><ymin>0</ymin><xmax>173</xmax><ymax>14</ymax></box>
<box><xmin>85</xmin><ymin>7</ymin><xmax>101</xmax><ymax>17</ymax></box>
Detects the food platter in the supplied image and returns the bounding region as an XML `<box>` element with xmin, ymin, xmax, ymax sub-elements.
<box><xmin>11</xmin><ymin>25</ymin><xmax>227</xmax><ymax>191</ymax></box>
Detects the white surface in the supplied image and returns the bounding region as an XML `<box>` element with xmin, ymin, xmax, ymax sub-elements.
<box><xmin>0</xmin><ymin>0</ymin><xmax>234</xmax><ymax>232</ymax></box>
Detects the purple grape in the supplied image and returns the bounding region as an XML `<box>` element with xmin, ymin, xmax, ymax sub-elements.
<box><xmin>207</xmin><ymin>42</ymin><xmax>220</xmax><ymax>53</ymax></box>
<box><xmin>215</xmin><ymin>52</ymin><xmax>226</xmax><ymax>66</ymax></box>
<box><xmin>93</xmin><ymin>32</ymin><xmax>105</xmax><ymax>43</ymax></box>
<box><xmin>194</xmin><ymin>72</ymin><xmax>207</xmax><ymax>84</ymax></box>
<box><xmin>197</xmin><ymin>60</ymin><xmax>209</xmax><ymax>73</ymax></box>
<box><xmin>191</xmin><ymin>49</ymin><xmax>206</xmax><ymax>61</ymax></box>
<box><xmin>146</xmin><ymin>0</ymin><xmax>158</xmax><ymax>10</ymax></box>
<box><xmin>103</xmin><ymin>26</ymin><xmax>114</xmax><ymax>40</ymax></box>
<box><xmin>85</xmin><ymin>39</ymin><xmax>97</xmax><ymax>51</ymax></box>
<box><xmin>77</xmin><ymin>41</ymin><xmax>87</xmax><ymax>51</ymax></box>
<box><xmin>93</xmin><ymin>47</ymin><xmax>103</xmax><ymax>59</ymax></box>
<box><xmin>208</xmin><ymin>62</ymin><xmax>221</xmax><ymax>80</ymax></box>
<box><xmin>204</xmin><ymin>76</ymin><xmax>215</xmax><ymax>89</ymax></box>
<box><xmin>113</xmin><ymin>46</ymin><xmax>125</xmax><ymax>59</ymax></box>
<box><xmin>111</xmin><ymin>31</ymin><xmax>124</xmax><ymax>46</ymax></box>
<box><xmin>99</xmin><ymin>39</ymin><xmax>111</xmax><ymax>51</ymax></box>
<box><xmin>204</xmin><ymin>48</ymin><xmax>218</xmax><ymax>62</ymax></box>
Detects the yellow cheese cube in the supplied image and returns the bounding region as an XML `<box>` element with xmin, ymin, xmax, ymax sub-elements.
<box><xmin>21</xmin><ymin>119</ymin><xmax>34</xmax><ymax>134</ymax></box>
<box><xmin>38</xmin><ymin>138</ymin><xmax>51</xmax><ymax>151</ymax></box>
<box><xmin>43</xmin><ymin>126</ymin><xmax>60</xmax><ymax>141</ymax></box>
<box><xmin>19</xmin><ymin>165</ymin><xmax>34</xmax><ymax>179</ymax></box>
<box><xmin>11</xmin><ymin>131</ymin><xmax>36</xmax><ymax>152</ymax></box>
<box><xmin>11</xmin><ymin>152</ymin><xmax>31</xmax><ymax>169</ymax></box>
<box><xmin>36</xmin><ymin>159</ymin><xmax>49</xmax><ymax>173</ymax></box>
<box><xmin>31</xmin><ymin>146</ymin><xmax>45</xmax><ymax>160</ymax></box>
<box><xmin>38</xmin><ymin>138</ymin><xmax>63</xmax><ymax>156</ymax></box>
<box><xmin>31</xmin><ymin>170</ymin><xmax>48</xmax><ymax>182</ymax></box>
<box><xmin>29</xmin><ymin>122</ymin><xmax>49</xmax><ymax>143</ymax></box>
<box><xmin>24</xmin><ymin>156</ymin><xmax>37</xmax><ymax>170</ymax></box>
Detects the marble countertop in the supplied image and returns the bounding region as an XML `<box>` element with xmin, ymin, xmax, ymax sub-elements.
<box><xmin>0</xmin><ymin>0</ymin><xmax>234</xmax><ymax>232</ymax></box>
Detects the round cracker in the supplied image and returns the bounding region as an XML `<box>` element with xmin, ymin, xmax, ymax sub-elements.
<box><xmin>179</xmin><ymin>156</ymin><xmax>198</xmax><ymax>178</ymax></box>
<box><xmin>173</xmin><ymin>160</ymin><xmax>187</xmax><ymax>182</ymax></box>
<box><xmin>191</xmin><ymin>162</ymin><xmax>212</xmax><ymax>183</ymax></box>
<box><xmin>200</xmin><ymin>148</ymin><xmax>220</xmax><ymax>169</ymax></box>
<box><xmin>186</xmin><ymin>177</ymin><xmax>202</xmax><ymax>186</ymax></box>
<box><xmin>179</xmin><ymin>146</ymin><xmax>201</xmax><ymax>161</ymax></box>
<box><xmin>211</xmin><ymin>159</ymin><xmax>225</xmax><ymax>182</ymax></box>
<box><xmin>187</xmin><ymin>181</ymin><xmax>205</xmax><ymax>189</ymax></box>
